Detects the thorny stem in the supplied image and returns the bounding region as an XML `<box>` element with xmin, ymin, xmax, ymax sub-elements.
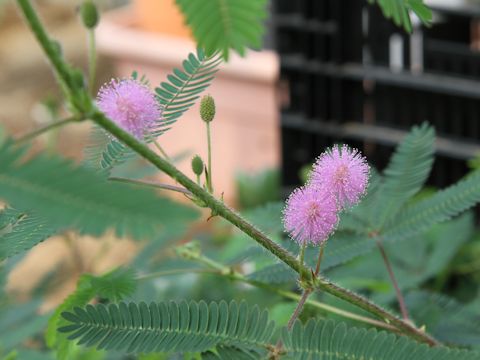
<box><xmin>17</xmin><ymin>0</ymin><xmax>439</xmax><ymax>346</ymax></box>
<box><xmin>15</xmin><ymin>116</ymin><xmax>80</xmax><ymax>144</ymax></box>
<box><xmin>88</xmin><ymin>29</ymin><xmax>96</xmax><ymax>96</ymax></box>
<box><xmin>108</xmin><ymin>177</ymin><xmax>192</xmax><ymax>196</ymax></box>
<box><xmin>206</xmin><ymin>121</ymin><xmax>213</xmax><ymax>193</ymax></box>
<box><xmin>376</xmin><ymin>239</ymin><xmax>410</xmax><ymax>321</ymax></box>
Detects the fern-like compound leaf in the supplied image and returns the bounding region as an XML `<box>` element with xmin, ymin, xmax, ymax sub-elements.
<box><xmin>175</xmin><ymin>0</ymin><xmax>268</xmax><ymax>59</ymax></box>
<box><xmin>370</xmin><ymin>122</ymin><xmax>435</xmax><ymax>229</ymax></box>
<box><xmin>283</xmin><ymin>319</ymin><xmax>480</xmax><ymax>360</ymax></box>
<box><xmin>59</xmin><ymin>300</ymin><xmax>275</xmax><ymax>354</ymax></box>
<box><xmin>384</xmin><ymin>169</ymin><xmax>480</xmax><ymax>243</ymax></box>
<box><xmin>368</xmin><ymin>0</ymin><xmax>432</xmax><ymax>33</ymax></box>
<box><xmin>47</xmin><ymin>269</ymin><xmax>137</xmax><ymax>360</ymax></box>
<box><xmin>406</xmin><ymin>291</ymin><xmax>480</xmax><ymax>347</ymax></box>
<box><xmin>0</xmin><ymin>138</ymin><xmax>198</xmax><ymax>240</ymax></box>
<box><xmin>155</xmin><ymin>48</ymin><xmax>222</xmax><ymax>126</ymax></box>
<box><xmin>0</xmin><ymin>207</ymin><xmax>56</xmax><ymax>261</ymax></box>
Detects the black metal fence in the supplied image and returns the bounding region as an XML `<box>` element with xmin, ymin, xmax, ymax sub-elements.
<box><xmin>273</xmin><ymin>0</ymin><xmax>480</xmax><ymax>191</ymax></box>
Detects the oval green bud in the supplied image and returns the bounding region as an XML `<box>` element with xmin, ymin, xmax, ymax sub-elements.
<box><xmin>200</xmin><ymin>95</ymin><xmax>216</xmax><ymax>123</ymax></box>
<box><xmin>191</xmin><ymin>155</ymin><xmax>204</xmax><ymax>176</ymax></box>
<box><xmin>80</xmin><ymin>1</ymin><xmax>99</xmax><ymax>29</ymax></box>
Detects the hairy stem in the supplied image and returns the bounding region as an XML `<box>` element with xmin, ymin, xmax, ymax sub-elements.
<box><xmin>88</xmin><ymin>29</ymin><xmax>96</xmax><ymax>96</ymax></box>
<box><xmin>286</xmin><ymin>289</ymin><xmax>311</xmax><ymax>330</ymax></box>
<box><xmin>376</xmin><ymin>239</ymin><xmax>410</xmax><ymax>320</ymax></box>
<box><xmin>206</xmin><ymin>121</ymin><xmax>213</xmax><ymax>193</ymax></box>
<box><xmin>109</xmin><ymin>177</ymin><xmax>192</xmax><ymax>196</ymax></box>
<box><xmin>16</xmin><ymin>0</ymin><xmax>438</xmax><ymax>346</ymax></box>
<box><xmin>15</xmin><ymin>116</ymin><xmax>79</xmax><ymax>144</ymax></box>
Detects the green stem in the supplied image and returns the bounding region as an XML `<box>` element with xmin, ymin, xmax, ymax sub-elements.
<box><xmin>108</xmin><ymin>177</ymin><xmax>192</xmax><ymax>196</ymax></box>
<box><xmin>16</xmin><ymin>0</ymin><xmax>438</xmax><ymax>346</ymax></box>
<box><xmin>137</xmin><ymin>268</ymin><xmax>218</xmax><ymax>280</ymax></box>
<box><xmin>88</xmin><ymin>29</ymin><xmax>96</xmax><ymax>96</ymax></box>
<box><xmin>16</xmin><ymin>0</ymin><xmax>73</xmax><ymax>95</ymax></box>
<box><xmin>206</xmin><ymin>121</ymin><xmax>213</xmax><ymax>193</ymax></box>
<box><xmin>147</xmin><ymin>133</ymin><xmax>170</xmax><ymax>160</ymax></box>
<box><xmin>172</xmin><ymin>249</ymin><xmax>397</xmax><ymax>332</ymax></box>
<box><xmin>314</xmin><ymin>243</ymin><xmax>325</xmax><ymax>277</ymax></box>
<box><xmin>15</xmin><ymin>116</ymin><xmax>79</xmax><ymax>144</ymax></box>
<box><xmin>299</xmin><ymin>243</ymin><xmax>306</xmax><ymax>266</ymax></box>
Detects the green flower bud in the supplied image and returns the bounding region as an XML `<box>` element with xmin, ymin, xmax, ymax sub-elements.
<box><xmin>191</xmin><ymin>155</ymin><xmax>204</xmax><ymax>176</ymax></box>
<box><xmin>80</xmin><ymin>1</ymin><xmax>99</xmax><ymax>29</ymax></box>
<box><xmin>200</xmin><ymin>95</ymin><xmax>216</xmax><ymax>123</ymax></box>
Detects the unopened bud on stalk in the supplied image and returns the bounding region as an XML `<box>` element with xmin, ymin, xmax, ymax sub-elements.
<box><xmin>200</xmin><ymin>95</ymin><xmax>216</xmax><ymax>123</ymax></box>
<box><xmin>80</xmin><ymin>1</ymin><xmax>99</xmax><ymax>29</ymax></box>
<box><xmin>191</xmin><ymin>155</ymin><xmax>204</xmax><ymax>176</ymax></box>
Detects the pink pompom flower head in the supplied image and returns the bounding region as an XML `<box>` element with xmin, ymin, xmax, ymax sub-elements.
<box><xmin>310</xmin><ymin>144</ymin><xmax>369</xmax><ymax>209</ymax></box>
<box><xmin>96</xmin><ymin>78</ymin><xmax>162</xmax><ymax>140</ymax></box>
<box><xmin>283</xmin><ymin>186</ymin><xmax>339</xmax><ymax>246</ymax></box>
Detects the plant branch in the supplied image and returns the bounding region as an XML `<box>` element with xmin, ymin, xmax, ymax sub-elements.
<box><xmin>88</xmin><ymin>29</ymin><xmax>96</xmax><ymax>96</ymax></box>
<box><xmin>108</xmin><ymin>177</ymin><xmax>193</xmax><ymax>196</ymax></box>
<box><xmin>314</xmin><ymin>243</ymin><xmax>325</xmax><ymax>276</ymax></box>
<box><xmin>376</xmin><ymin>239</ymin><xmax>410</xmax><ymax>320</ymax></box>
<box><xmin>206</xmin><ymin>121</ymin><xmax>213</xmax><ymax>192</ymax></box>
<box><xmin>16</xmin><ymin>0</ymin><xmax>438</xmax><ymax>346</ymax></box>
<box><xmin>15</xmin><ymin>116</ymin><xmax>79</xmax><ymax>144</ymax></box>
<box><xmin>17</xmin><ymin>0</ymin><xmax>73</xmax><ymax>95</ymax></box>
<box><xmin>172</xmin><ymin>247</ymin><xmax>397</xmax><ymax>332</ymax></box>
<box><xmin>91</xmin><ymin>112</ymin><xmax>439</xmax><ymax>346</ymax></box>
<box><xmin>286</xmin><ymin>289</ymin><xmax>311</xmax><ymax>330</ymax></box>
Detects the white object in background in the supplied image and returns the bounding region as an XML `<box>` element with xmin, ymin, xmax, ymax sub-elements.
<box><xmin>389</xmin><ymin>33</ymin><xmax>404</xmax><ymax>72</ymax></box>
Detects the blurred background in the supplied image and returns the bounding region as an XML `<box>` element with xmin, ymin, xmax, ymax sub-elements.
<box><xmin>1</xmin><ymin>0</ymin><xmax>480</xmax><ymax>355</ymax></box>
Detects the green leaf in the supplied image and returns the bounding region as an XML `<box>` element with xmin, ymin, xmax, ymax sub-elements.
<box><xmin>155</xmin><ymin>49</ymin><xmax>222</xmax><ymax>125</ymax></box>
<box><xmin>368</xmin><ymin>0</ymin><xmax>433</xmax><ymax>33</ymax></box>
<box><xmin>0</xmin><ymin>138</ymin><xmax>198</xmax><ymax>240</ymax></box>
<box><xmin>175</xmin><ymin>0</ymin><xmax>268</xmax><ymax>59</ymax></box>
<box><xmin>328</xmin><ymin>213</ymin><xmax>473</xmax><ymax>304</ymax></box>
<box><xmin>370</xmin><ymin>122</ymin><xmax>435</xmax><ymax>228</ymax></box>
<box><xmin>282</xmin><ymin>319</ymin><xmax>480</xmax><ymax>360</ymax></box>
<box><xmin>59</xmin><ymin>300</ymin><xmax>275</xmax><ymax>353</ymax></box>
<box><xmin>46</xmin><ymin>275</ymin><xmax>97</xmax><ymax>360</ymax></box>
<box><xmin>83</xmin><ymin>126</ymin><xmax>135</xmax><ymax>175</ymax></box>
<box><xmin>90</xmin><ymin>267</ymin><xmax>137</xmax><ymax>302</ymax></box>
<box><xmin>384</xmin><ymin>169</ymin><xmax>480</xmax><ymax>243</ymax></box>
<box><xmin>46</xmin><ymin>269</ymin><xmax>137</xmax><ymax>360</ymax></box>
<box><xmin>0</xmin><ymin>299</ymin><xmax>50</xmax><ymax>351</ymax></box>
<box><xmin>406</xmin><ymin>291</ymin><xmax>480</xmax><ymax>347</ymax></box>
<box><xmin>0</xmin><ymin>207</ymin><xmax>56</xmax><ymax>261</ymax></box>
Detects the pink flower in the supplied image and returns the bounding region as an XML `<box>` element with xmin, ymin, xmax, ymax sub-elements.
<box><xmin>97</xmin><ymin>78</ymin><xmax>162</xmax><ymax>139</ymax></box>
<box><xmin>310</xmin><ymin>145</ymin><xmax>369</xmax><ymax>209</ymax></box>
<box><xmin>283</xmin><ymin>186</ymin><xmax>339</xmax><ymax>245</ymax></box>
